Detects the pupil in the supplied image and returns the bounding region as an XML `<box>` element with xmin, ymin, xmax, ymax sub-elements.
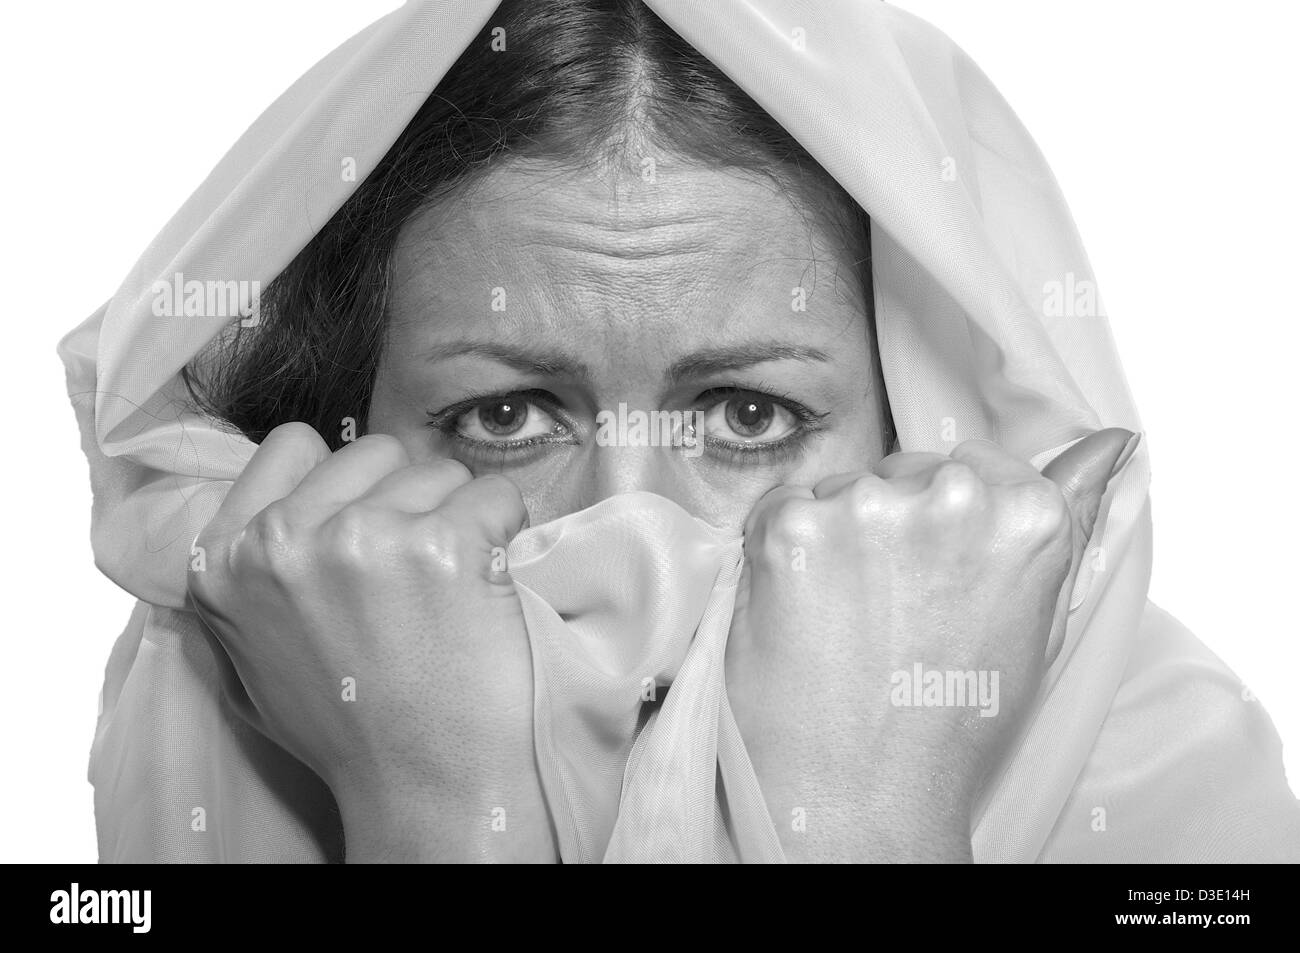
<box><xmin>481</xmin><ymin>400</ymin><xmax>525</xmax><ymax>434</ymax></box>
<box><xmin>729</xmin><ymin>397</ymin><xmax>772</xmax><ymax>436</ymax></box>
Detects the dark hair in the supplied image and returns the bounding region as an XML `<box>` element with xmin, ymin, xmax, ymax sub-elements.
<box><xmin>185</xmin><ymin>0</ymin><xmax>891</xmax><ymax>451</ymax></box>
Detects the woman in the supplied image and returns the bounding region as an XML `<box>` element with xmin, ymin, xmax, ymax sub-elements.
<box><xmin>60</xmin><ymin>0</ymin><xmax>1300</xmax><ymax>862</ymax></box>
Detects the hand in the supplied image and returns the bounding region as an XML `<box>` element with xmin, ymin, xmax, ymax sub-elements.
<box><xmin>187</xmin><ymin>422</ymin><xmax>554</xmax><ymax>862</ymax></box>
<box><xmin>725</xmin><ymin>429</ymin><xmax>1138</xmax><ymax>862</ymax></box>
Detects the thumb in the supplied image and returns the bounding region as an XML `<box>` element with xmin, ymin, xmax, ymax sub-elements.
<box><xmin>1040</xmin><ymin>427</ymin><xmax>1140</xmax><ymax>666</ymax></box>
<box><xmin>1041</xmin><ymin>428</ymin><xmax>1140</xmax><ymax>540</ymax></box>
<box><xmin>433</xmin><ymin>473</ymin><xmax>532</xmax><ymax>587</ymax></box>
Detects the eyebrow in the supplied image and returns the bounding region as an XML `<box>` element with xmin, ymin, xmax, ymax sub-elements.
<box><xmin>665</xmin><ymin>344</ymin><xmax>830</xmax><ymax>384</ymax></box>
<box><xmin>423</xmin><ymin>340</ymin><xmax>830</xmax><ymax>383</ymax></box>
<box><xmin>423</xmin><ymin>341</ymin><xmax>592</xmax><ymax>380</ymax></box>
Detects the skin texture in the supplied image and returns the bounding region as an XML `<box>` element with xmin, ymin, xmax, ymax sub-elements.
<box><xmin>189</xmin><ymin>156</ymin><xmax>1136</xmax><ymax>862</ymax></box>
<box><xmin>189</xmin><ymin>426</ymin><xmax>555</xmax><ymax>863</ymax></box>
<box><xmin>367</xmin><ymin>159</ymin><xmax>889</xmax><ymax>533</ymax></box>
<box><xmin>727</xmin><ymin>430</ymin><xmax>1136</xmax><ymax>862</ymax></box>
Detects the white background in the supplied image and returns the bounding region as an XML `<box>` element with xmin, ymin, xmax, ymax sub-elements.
<box><xmin>1</xmin><ymin>1</ymin><xmax>1295</xmax><ymax>861</ymax></box>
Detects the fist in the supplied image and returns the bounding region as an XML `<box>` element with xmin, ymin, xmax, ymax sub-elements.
<box><xmin>188</xmin><ymin>422</ymin><xmax>553</xmax><ymax>862</ymax></box>
<box><xmin>726</xmin><ymin>429</ymin><xmax>1137</xmax><ymax>862</ymax></box>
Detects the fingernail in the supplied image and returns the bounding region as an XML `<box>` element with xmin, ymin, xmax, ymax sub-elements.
<box><xmin>1110</xmin><ymin>430</ymin><xmax>1142</xmax><ymax>479</ymax></box>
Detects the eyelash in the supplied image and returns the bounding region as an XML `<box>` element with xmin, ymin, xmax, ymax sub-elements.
<box><xmin>424</xmin><ymin>386</ymin><xmax>828</xmax><ymax>463</ymax></box>
<box><xmin>424</xmin><ymin>388</ymin><xmax>578</xmax><ymax>455</ymax></box>
<box><xmin>694</xmin><ymin>386</ymin><xmax>827</xmax><ymax>461</ymax></box>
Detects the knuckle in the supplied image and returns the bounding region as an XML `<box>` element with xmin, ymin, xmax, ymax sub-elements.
<box><xmin>263</xmin><ymin>421</ymin><xmax>325</xmax><ymax>456</ymax></box>
<box><xmin>431</xmin><ymin>458</ymin><xmax>474</xmax><ymax>486</ymax></box>
<box><xmin>753</xmin><ymin>496</ymin><xmax>821</xmax><ymax>564</ymax></box>
<box><xmin>408</xmin><ymin>512</ymin><xmax>466</xmax><ymax>575</ymax></box>
<box><xmin>235</xmin><ymin>501</ymin><xmax>298</xmax><ymax>573</ymax></box>
<box><xmin>470</xmin><ymin>471</ymin><xmax>520</xmax><ymax>502</ymax></box>
<box><xmin>321</xmin><ymin>506</ymin><xmax>380</xmax><ymax>566</ymax></box>
<box><xmin>927</xmin><ymin>460</ymin><xmax>984</xmax><ymax>511</ymax></box>
<box><xmin>1013</xmin><ymin>480</ymin><xmax>1072</xmax><ymax>543</ymax></box>
<box><xmin>845</xmin><ymin>475</ymin><xmax>890</xmax><ymax>522</ymax></box>
<box><xmin>950</xmin><ymin>437</ymin><xmax>998</xmax><ymax>459</ymax></box>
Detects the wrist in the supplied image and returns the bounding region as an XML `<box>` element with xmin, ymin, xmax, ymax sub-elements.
<box><xmin>765</xmin><ymin>756</ymin><xmax>977</xmax><ymax>864</ymax></box>
<box><xmin>335</xmin><ymin>771</ymin><xmax>558</xmax><ymax>864</ymax></box>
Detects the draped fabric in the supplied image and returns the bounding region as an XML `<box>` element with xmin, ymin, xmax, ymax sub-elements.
<box><xmin>59</xmin><ymin>0</ymin><xmax>1300</xmax><ymax>862</ymax></box>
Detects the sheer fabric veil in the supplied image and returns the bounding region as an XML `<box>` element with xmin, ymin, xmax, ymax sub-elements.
<box><xmin>58</xmin><ymin>0</ymin><xmax>1300</xmax><ymax>861</ymax></box>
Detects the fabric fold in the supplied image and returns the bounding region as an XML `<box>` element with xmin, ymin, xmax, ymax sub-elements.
<box><xmin>508</xmin><ymin>491</ymin><xmax>779</xmax><ymax>863</ymax></box>
<box><xmin>60</xmin><ymin>0</ymin><xmax>1299</xmax><ymax>862</ymax></box>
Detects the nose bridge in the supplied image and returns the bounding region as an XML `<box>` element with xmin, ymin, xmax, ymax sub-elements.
<box><xmin>556</xmin><ymin>384</ymin><xmax>702</xmax><ymax>515</ymax></box>
<box><xmin>593</xmin><ymin>439</ymin><xmax>680</xmax><ymax>501</ymax></box>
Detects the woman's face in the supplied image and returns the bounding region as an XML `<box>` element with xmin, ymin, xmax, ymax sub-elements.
<box><xmin>368</xmin><ymin>159</ymin><xmax>888</xmax><ymax>533</ymax></box>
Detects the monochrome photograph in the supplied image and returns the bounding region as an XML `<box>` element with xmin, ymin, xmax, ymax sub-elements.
<box><xmin>3</xmin><ymin>0</ymin><xmax>1297</xmax><ymax>887</ymax></box>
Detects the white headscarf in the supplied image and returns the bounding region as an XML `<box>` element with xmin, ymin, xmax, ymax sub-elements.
<box><xmin>59</xmin><ymin>0</ymin><xmax>1300</xmax><ymax>862</ymax></box>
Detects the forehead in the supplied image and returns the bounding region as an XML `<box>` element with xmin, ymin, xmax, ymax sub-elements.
<box><xmin>388</xmin><ymin>158</ymin><xmax>868</xmax><ymax>357</ymax></box>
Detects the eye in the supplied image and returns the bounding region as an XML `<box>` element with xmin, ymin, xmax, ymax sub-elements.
<box><xmin>454</xmin><ymin>396</ymin><xmax>566</xmax><ymax>443</ymax></box>
<box><xmin>426</xmin><ymin>389</ymin><xmax>576</xmax><ymax>452</ymax></box>
<box><xmin>700</xmin><ymin>391</ymin><xmax>800</xmax><ymax>445</ymax></box>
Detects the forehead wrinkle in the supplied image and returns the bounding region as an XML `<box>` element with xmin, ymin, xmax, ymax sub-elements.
<box><xmin>463</xmin><ymin>156</ymin><xmax>826</xmax><ymax>257</ymax></box>
<box><xmin>525</xmin><ymin>224</ymin><xmax>715</xmax><ymax>263</ymax></box>
<box><xmin>390</xmin><ymin>158</ymin><xmax>868</xmax><ymax>351</ymax></box>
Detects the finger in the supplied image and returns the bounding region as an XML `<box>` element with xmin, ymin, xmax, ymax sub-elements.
<box><xmin>812</xmin><ymin>468</ymin><xmax>891</xmax><ymax>502</ymax></box>
<box><xmin>282</xmin><ymin>433</ymin><xmax>410</xmax><ymax>521</ymax></box>
<box><xmin>206</xmin><ymin>422</ymin><xmax>330</xmax><ymax>544</ymax></box>
<box><xmin>744</xmin><ymin>482</ymin><xmax>815</xmax><ymax>540</ymax></box>
<box><xmin>1041</xmin><ymin>428</ymin><xmax>1139</xmax><ymax>665</ymax></box>
<box><xmin>357</xmin><ymin>459</ymin><xmax>473</xmax><ymax>514</ymax></box>
<box><xmin>427</xmin><ymin>473</ymin><xmax>530</xmax><ymax>551</ymax></box>
<box><xmin>1041</xmin><ymin>428</ymin><xmax>1139</xmax><ymax>540</ymax></box>
<box><xmin>950</xmin><ymin>438</ymin><xmax>1040</xmax><ymax>485</ymax></box>
<box><xmin>872</xmin><ymin>451</ymin><xmax>949</xmax><ymax>481</ymax></box>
